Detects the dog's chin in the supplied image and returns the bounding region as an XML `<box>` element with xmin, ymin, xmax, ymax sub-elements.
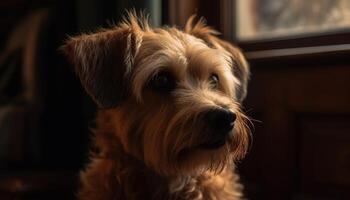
<box><xmin>178</xmin><ymin>137</ymin><xmax>228</xmax><ymax>163</ymax></box>
<box><xmin>174</xmin><ymin>144</ymin><xmax>229</xmax><ymax>176</ymax></box>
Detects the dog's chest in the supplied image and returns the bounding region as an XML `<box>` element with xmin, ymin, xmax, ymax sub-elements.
<box><xmin>122</xmin><ymin>170</ymin><xmax>242</xmax><ymax>200</ymax></box>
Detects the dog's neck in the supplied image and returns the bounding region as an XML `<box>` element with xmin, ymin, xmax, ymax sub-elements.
<box><xmin>95</xmin><ymin>135</ymin><xmax>216</xmax><ymax>199</ymax></box>
<box><xmin>113</xmin><ymin>144</ymin><xmax>238</xmax><ymax>199</ymax></box>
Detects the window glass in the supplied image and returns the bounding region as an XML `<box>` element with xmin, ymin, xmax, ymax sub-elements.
<box><xmin>236</xmin><ymin>0</ymin><xmax>350</xmax><ymax>41</ymax></box>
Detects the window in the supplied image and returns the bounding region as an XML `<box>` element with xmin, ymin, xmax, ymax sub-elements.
<box><xmin>236</xmin><ymin>0</ymin><xmax>350</xmax><ymax>41</ymax></box>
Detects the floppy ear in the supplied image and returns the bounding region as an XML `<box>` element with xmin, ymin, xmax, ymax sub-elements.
<box><xmin>185</xmin><ymin>16</ymin><xmax>250</xmax><ymax>102</ymax></box>
<box><xmin>61</xmin><ymin>27</ymin><xmax>141</xmax><ymax>108</ymax></box>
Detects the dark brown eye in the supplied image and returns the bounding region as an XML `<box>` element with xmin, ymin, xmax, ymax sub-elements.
<box><xmin>150</xmin><ymin>71</ymin><xmax>176</xmax><ymax>93</ymax></box>
<box><xmin>209</xmin><ymin>73</ymin><xmax>219</xmax><ymax>89</ymax></box>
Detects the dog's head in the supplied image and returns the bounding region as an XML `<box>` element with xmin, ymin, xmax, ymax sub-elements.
<box><xmin>62</xmin><ymin>12</ymin><xmax>250</xmax><ymax>176</ymax></box>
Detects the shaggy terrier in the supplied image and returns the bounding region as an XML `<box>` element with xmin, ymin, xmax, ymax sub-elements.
<box><xmin>62</xmin><ymin>12</ymin><xmax>250</xmax><ymax>200</ymax></box>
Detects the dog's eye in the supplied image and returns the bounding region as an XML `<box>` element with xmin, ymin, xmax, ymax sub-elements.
<box><xmin>209</xmin><ymin>73</ymin><xmax>219</xmax><ymax>89</ymax></box>
<box><xmin>150</xmin><ymin>71</ymin><xmax>176</xmax><ymax>93</ymax></box>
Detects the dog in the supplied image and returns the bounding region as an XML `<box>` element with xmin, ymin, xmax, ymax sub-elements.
<box><xmin>62</xmin><ymin>12</ymin><xmax>250</xmax><ymax>200</ymax></box>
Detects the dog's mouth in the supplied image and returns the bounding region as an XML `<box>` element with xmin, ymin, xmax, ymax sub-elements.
<box><xmin>197</xmin><ymin>135</ymin><xmax>228</xmax><ymax>150</ymax></box>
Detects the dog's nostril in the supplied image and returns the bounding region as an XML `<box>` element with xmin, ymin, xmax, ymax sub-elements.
<box><xmin>205</xmin><ymin>109</ymin><xmax>236</xmax><ymax>133</ymax></box>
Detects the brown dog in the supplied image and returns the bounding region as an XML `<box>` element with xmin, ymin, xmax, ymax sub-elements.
<box><xmin>62</xmin><ymin>12</ymin><xmax>250</xmax><ymax>200</ymax></box>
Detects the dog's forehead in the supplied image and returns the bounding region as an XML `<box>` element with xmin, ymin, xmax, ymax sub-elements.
<box><xmin>138</xmin><ymin>28</ymin><xmax>232</xmax><ymax>73</ymax></box>
<box><xmin>142</xmin><ymin>28</ymin><xmax>207</xmax><ymax>55</ymax></box>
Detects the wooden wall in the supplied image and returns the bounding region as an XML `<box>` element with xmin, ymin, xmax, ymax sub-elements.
<box><xmin>241</xmin><ymin>54</ymin><xmax>350</xmax><ymax>200</ymax></box>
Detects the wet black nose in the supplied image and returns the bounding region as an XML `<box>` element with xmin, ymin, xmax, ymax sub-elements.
<box><xmin>205</xmin><ymin>109</ymin><xmax>236</xmax><ymax>134</ymax></box>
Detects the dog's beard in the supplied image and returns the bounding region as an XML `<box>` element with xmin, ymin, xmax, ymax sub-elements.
<box><xmin>116</xmin><ymin>91</ymin><xmax>250</xmax><ymax>177</ymax></box>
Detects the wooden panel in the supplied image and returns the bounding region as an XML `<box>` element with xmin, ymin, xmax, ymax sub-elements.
<box><xmin>240</xmin><ymin>63</ymin><xmax>350</xmax><ymax>200</ymax></box>
<box><xmin>298</xmin><ymin>115</ymin><xmax>350</xmax><ymax>199</ymax></box>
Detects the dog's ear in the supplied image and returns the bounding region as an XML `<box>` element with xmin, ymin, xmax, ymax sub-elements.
<box><xmin>61</xmin><ymin>26</ymin><xmax>142</xmax><ymax>108</ymax></box>
<box><xmin>185</xmin><ymin>16</ymin><xmax>250</xmax><ymax>102</ymax></box>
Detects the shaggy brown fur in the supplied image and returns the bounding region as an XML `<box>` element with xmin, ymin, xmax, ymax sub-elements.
<box><xmin>62</xmin><ymin>11</ymin><xmax>250</xmax><ymax>200</ymax></box>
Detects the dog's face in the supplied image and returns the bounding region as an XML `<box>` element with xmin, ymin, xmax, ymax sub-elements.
<box><xmin>63</xmin><ymin>13</ymin><xmax>250</xmax><ymax>176</ymax></box>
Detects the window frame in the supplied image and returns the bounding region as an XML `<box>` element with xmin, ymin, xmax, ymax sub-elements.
<box><xmin>221</xmin><ymin>0</ymin><xmax>350</xmax><ymax>60</ymax></box>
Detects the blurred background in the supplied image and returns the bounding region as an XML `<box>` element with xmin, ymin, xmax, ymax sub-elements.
<box><xmin>0</xmin><ymin>0</ymin><xmax>349</xmax><ymax>199</ymax></box>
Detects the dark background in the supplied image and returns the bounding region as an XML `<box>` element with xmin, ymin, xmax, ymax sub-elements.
<box><xmin>0</xmin><ymin>0</ymin><xmax>349</xmax><ymax>200</ymax></box>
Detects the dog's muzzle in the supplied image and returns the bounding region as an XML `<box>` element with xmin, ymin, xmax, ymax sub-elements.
<box><xmin>198</xmin><ymin>108</ymin><xmax>236</xmax><ymax>149</ymax></box>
